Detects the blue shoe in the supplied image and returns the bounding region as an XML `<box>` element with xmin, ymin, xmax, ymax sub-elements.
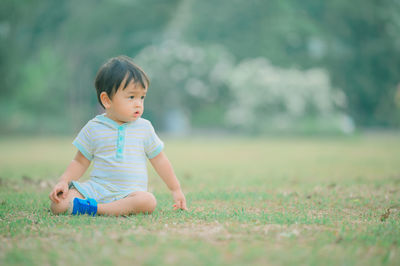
<box><xmin>71</xmin><ymin>198</ymin><xmax>98</xmax><ymax>216</ymax></box>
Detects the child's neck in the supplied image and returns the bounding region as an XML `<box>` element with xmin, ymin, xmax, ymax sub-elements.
<box><xmin>104</xmin><ymin>112</ymin><xmax>125</xmax><ymax>125</ymax></box>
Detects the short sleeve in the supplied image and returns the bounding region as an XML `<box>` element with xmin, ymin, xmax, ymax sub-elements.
<box><xmin>72</xmin><ymin>122</ymin><xmax>94</xmax><ymax>161</ymax></box>
<box><xmin>144</xmin><ymin>121</ymin><xmax>164</xmax><ymax>159</ymax></box>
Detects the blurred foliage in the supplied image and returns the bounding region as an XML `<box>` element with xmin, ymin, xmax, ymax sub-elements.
<box><xmin>182</xmin><ymin>0</ymin><xmax>400</xmax><ymax>128</ymax></box>
<box><xmin>225</xmin><ymin>58</ymin><xmax>353</xmax><ymax>134</ymax></box>
<box><xmin>0</xmin><ymin>0</ymin><xmax>180</xmax><ymax>134</ymax></box>
<box><xmin>136</xmin><ymin>39</ymin><xmax>351</xmax><ymax>134</ymax></box>
<box><xmin>0</xmin><ymin>0</ymin><xmax>399</xmax><ymax>134</ymax></box>
<box><xmin>135</xmin><ymin>40</ymin><xmax>234</xmax><ymax>130</ymax></box>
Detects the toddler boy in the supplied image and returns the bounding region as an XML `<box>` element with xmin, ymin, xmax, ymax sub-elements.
<box><xmin>49</xmin><ymin>56</ymin><xmax>187</xmax><ymax>216</ymax></box>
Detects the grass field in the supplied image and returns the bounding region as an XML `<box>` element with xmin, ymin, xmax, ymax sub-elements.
<box><xmin>0</xmin><ymin>134</ymin><xmax>400</xmax><ymax>265</ymax></box>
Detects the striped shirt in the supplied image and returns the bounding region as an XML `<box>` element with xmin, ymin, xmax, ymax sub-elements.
<box><xmin>70</xmin><ymin>114</ymin><xmax>163</xmax><ymax>203</ymax></box>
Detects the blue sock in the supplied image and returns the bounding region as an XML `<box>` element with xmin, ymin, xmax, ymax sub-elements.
<box><xmin>71</xmin><ymin>198</ymin><xmax>98</xmax><ymax>216</ymax></box>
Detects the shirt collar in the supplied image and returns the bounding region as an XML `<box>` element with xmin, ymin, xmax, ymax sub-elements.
<box><xmin>94</xmin><ymin>113</ymin><xmax>139</xmax><ymax>129</ymax></box>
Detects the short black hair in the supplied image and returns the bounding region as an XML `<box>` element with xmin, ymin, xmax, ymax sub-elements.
<box><xmin>94</xmin><ymin>55</ymin><xmax>150</xmax><ymax>108</ymax></box>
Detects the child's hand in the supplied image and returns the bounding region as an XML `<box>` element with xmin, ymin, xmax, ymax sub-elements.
<box><xmin>172</xmin><ymin>189</ymin><xmax>188</xmax><ymax>210</ymax></box>
<box><xmin>49</xmin><ymin>180</ymin><xmax>69</xmax><ymax>203</ymax></box>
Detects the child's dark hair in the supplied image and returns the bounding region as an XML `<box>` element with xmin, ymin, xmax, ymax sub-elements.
<box><xmin>94</xmin><ymin>55</ymin><xmax>150</xmax><ymax>108</ymax></box>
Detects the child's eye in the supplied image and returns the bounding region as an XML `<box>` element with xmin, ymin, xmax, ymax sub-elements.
<box><xmin>129</xmin><ymin>96</ymin><xmax>134</xmax><ymax>99</ymax></box>
<box><xmin>141</xmin><ymin>96</ymin><xmax>146</xmax><ymax>100</ymax></box>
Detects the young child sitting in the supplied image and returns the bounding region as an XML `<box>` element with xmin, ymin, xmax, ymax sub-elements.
<box><xmin>49</xmin><ymin>55</ymin><xmax>187</xmax><ymax>216</ymax></box>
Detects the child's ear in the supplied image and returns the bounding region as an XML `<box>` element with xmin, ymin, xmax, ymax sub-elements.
<box><xmin>100</xmin><ymin>92</ymin><xmax>112</xmax><ymax>109</ymax></box>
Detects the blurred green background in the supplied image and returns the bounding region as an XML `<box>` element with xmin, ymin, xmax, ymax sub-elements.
<box><xmin>1</xmin><ymin>0</ymin><xmax>400</xmax><ymax>135</ymax></box>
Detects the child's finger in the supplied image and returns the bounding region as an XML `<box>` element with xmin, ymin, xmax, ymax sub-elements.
<box><xmin>50</xmin><ymin>190</ymin><xmax>56</xmax><ymax>202</ymax></box>
<box><xmin>173</xmin><ymin>203</ymin><xmax>179</xmax><ymax>210</ymax></box>
<box><xmin>53</xmin><ymin>192</ymin><xmax>59</xmax><ymax>203</ymax></box>
<box><xmin>54</xmin><ymin>189</ymin><xmax>62</xmax><ymax>203</ymax></box>
<box><xmin>50</xmin><ymin>193</ymin><xmax>57</xmax><ymax>203</ymax></box>
<box><xmin>179</xmin><ymin>201</ymin><xmax>187</xmax><ymax>211</ymax></box>
<box><xmin>62</xmin><ymin>188</ymin><xmax>68</xmax><ymax>198</ymax></box>
<box><xmin>175</xmin><ymin>201</ymin><xmax>183</xmax><ymax>210</ymax></box>
<box><xmin>49</xmin><ymin>191</ymin><xmax>54</xmax><ymax>202</ymax></box>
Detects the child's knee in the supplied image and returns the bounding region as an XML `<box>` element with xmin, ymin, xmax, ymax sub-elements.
<box><xmin>137</xmin><ymin>191</ymin><xmax>157</xmax><ymax>214</ymax></box>
<box><xmin>146</xmin><ymin>192</ymin><xmax>157</xmax><ymax>213</ymax></box>
<box><xmin>50</xmin><ymin>200</ymin><xmax>69</xmax><ymax>215</ymax></box>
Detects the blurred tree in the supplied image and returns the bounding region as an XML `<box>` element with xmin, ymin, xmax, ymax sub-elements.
<box><xmin>0</xmin><ymin>0</ymin><xmax>181</xmax><ymax>134</ymax></box>
<box><xmin>1</xmin><ymin>0</ymin><xmax>399</xmax><ymax>134</ymax></box>
<box><xmin>135</xmin><ymin>38</ymin><xmax>350</xmax><ymax>134</ymax></box>
<box><xmin>180</xmin><ymin>0</ymin><xmax>400</xmax><ymax>128</ymax></box>
<box><xmin>225</xmin><ymin>57</ymin><xmax>352</xmax><ymax>134</ymax></box>
<box><xmin>135</xmin><ymin>39</ymin><xmax>234</xmax><ymax>130</ymax></box>
<box><xmin>312</xmin><ymin>0</ymin><xmax>400</xmax><ymax>127</ymax></box>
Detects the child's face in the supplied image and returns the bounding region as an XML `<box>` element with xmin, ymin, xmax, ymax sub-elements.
<box><xmin>102</xmin><ymin>79</ymin><xmax>147</xmax><ymax>125</ymax></box>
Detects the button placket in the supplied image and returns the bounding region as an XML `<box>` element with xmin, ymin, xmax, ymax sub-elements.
<box><xmin>116</xmin><ymin>125</ymin><xmax>126</xmax><ymax>160</ymax></box>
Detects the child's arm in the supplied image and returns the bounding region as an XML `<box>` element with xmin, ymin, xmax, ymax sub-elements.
<box><xmin>49</xmin><ymin>150</ymin><xmax>90</xmax><ymax>203</ymax></box>
<box><xmin>150</xmin><ymin>151</ymin><xmax>188</xmax><ymax>210</ymax></box>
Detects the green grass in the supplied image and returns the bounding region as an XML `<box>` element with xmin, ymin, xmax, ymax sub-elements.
<box><xmin>0</xmin><ymin>134</ymin><xmax>400</xmax><ymax>265</ymax></box>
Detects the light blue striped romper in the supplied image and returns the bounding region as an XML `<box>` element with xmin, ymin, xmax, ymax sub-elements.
<box><xmin>70</xmin><ymin>114</ymin><xmax>164</xmax><ymax>203</ymax></box>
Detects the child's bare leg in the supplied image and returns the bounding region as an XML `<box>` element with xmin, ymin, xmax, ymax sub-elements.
<box><xmin>50</xmin><ymin>188</ymin><xmax>84</xmax><ymax>215</ymax></box>
<box><xmin>97</xmin><ymin>191</ymin><xmax>157</xmax><ymax>216</ymax></box>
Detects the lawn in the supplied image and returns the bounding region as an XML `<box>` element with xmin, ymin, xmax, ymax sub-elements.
<box><xmin>0</xmin><ymin>134</ymin><xmax>399</xmax><ymax>265</ymax></box>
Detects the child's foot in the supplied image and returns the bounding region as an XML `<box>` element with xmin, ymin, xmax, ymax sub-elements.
<box><xmin>68</xmin><ymin>198</ymin><xmax>98</xmax><ymax>216</ymax></box>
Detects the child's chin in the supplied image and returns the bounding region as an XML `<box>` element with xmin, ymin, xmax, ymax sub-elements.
<box><xmin>119</xmin><ymin>117</ymin><xmax>137</xmax><ymax>124</ymax></box>
<box><xmin>130</xmin><ymin>116</ymin><xmax>141</xmax><ymax>121</ymax></box>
